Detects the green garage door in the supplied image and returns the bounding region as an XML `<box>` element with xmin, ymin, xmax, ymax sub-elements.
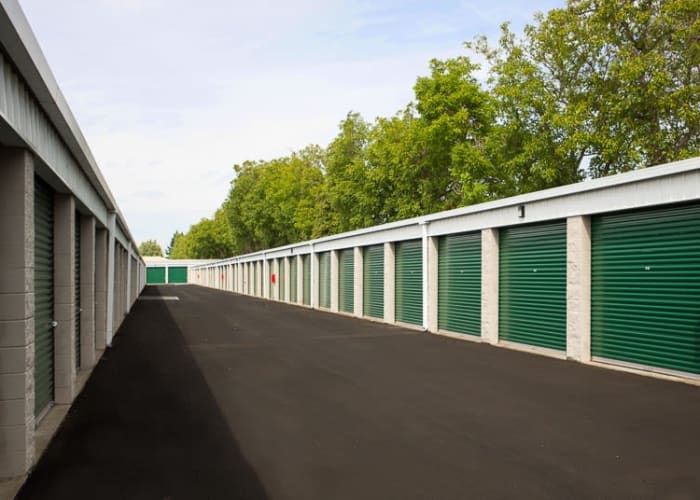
<box><xmin>146</xmin><ymin>267</ymin><xmax>166</xmax><ymax>284</ymax></box>
<box><xmin>592</xmin><ymin>203</ymin><xmax>700</xmax><ymax>375</ymax></box>
<box><xmin>168</xmin><ymin>267</ymin><xmax>187</xmax><ymax>284</ymax></box>
<box><xmin>290</xmin><ymin>258</ymin><xmax>298</xmax><ymax>303</ymax></box>
<box><xmin>318</xmin><ymin>252</ymin><xmax>331</xmax><ymax>309</ymax></box>
<box><xmin>75</xmin><ymin>214</ymin><xmax>81</xmax><ymax>369</ymax></box>
<box><xmin>363</xmin><ymin>245</ymin><xmax>384</xmax><ymax>318</ymax></box>
<box><xmin>395</xmin><ymin>240</ymin><xmax>423</xmax><ymax>326</ymax></box>
<box><xmin>338</xmin><ymin>249</ymin><xmax>354</xmax><ymax>314</ymax></box>
<box><xmin>438</xmin><ymin>232</ymin><xmax>481</xmax><ymax>336</ymax></box>
<box><xmin>35</xmin><ymin>177</ymin><xmax>54</xmax><ymax>417</ymax></box>
<box><xmin>302</xmin><ymin>255</ymin><xmax>311</xmax><ymax>305</ymax></box>
<box><xmin>499</xmin><ymin>220</ymin><xmax>567</xmax><ymax>350</ymax></box>
<box><xmin>279</xmin><ymin>258</ymin><xmax>286</xmax><ymax>301</ymax></box>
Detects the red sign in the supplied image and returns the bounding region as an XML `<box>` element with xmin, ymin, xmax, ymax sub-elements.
<box><xmin>271</xmin><ymin>273</ymin><xmax>276</xmax><ymax>284</ymax></box>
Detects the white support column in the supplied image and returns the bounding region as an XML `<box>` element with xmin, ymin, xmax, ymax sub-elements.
<box><xmin>0</xmin><ymin>149</ymin><xmax>35</xmax><ymax>478</ymax></box>
<box><xmin>80</xmin><ymin>215</ymin><xmax>96</xmax><ymax>369</ymax></box>
<box><xmin>311</xmin><ymin>247</ymin><xmax>318</xmax><ymax>308</ymax></box>
<box><xmin>353</xmin><ymin>247</ymin><xmax>363</xmax><ymax>317</ymax></box>
<box><xmin>427</xmin><ymin>235</ymin><xmax>439</xmax><ymax>332</ymax></box>
<box><xmin>481</xmin><ymin>228</ymin><xmax>499</xmax><ymax>345</ymax></box>
<box><xmin>421</xmin><ymin>223</ymin><xmax>430</xmax><ymax>330</ymax></box>
<box><xmin>384</xmin><ymin>242</ymin><xmax>395</xmax><ymax>324</ymax></box>
<box><xmin>94</xmin><ymin>228</ymin><xmax>108</xmax><ymax>351</ymax></box>
<box><xmin>53</xmin><ymin>194</ymin><xmax>76</xmax><ymax>404</ymax></box>
<box><xmin>125</xmin><ymin>243</ymin><xmax>132</xmax><ymax>308</ymax></box>
<box><xmin>330</xmin><ymin>250</ymin><xmax>339</xmax><ymax>312</ymax></box>
<box><xmin>105</xmin><ymin>212</ymin><xmax>116</xmax><ymax>347</ymax></box>
<box><xmin>567</xmin><ymin>216</ymin><xmax>591</xmax><ymax>362</ymax></box>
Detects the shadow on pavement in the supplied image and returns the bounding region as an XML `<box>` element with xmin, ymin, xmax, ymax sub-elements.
<box><xmin>17</xmin><ymin>286</ymin><xmax>268</xmax><ymax>500</ymax></box>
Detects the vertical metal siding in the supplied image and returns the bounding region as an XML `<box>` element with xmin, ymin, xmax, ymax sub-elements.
<box><xmin>438</xmin><ymin>232</ymin><xmax>481</xmax><ymax>336</ymax></box>
<box><xmin>34</xmin><ymin>176</ymin><xmax>54</xmax><ymax>417</ymax></box>
<box><xmin>499</xmin><ymin>220</ymin><xmax>567</xmax><ymax>351</ymax></box>
<box><xmin>395</xmin><ymin>240</ymin><xmax>423</xmax><ymax>325</ymax></box>
<box><xmin>363</xmin><ymin>245</ymin><xmax>384</xmax><ymax>318</ymax></box>
<box><xmin>318</xmin><ymin>252</ymin><xmax>331</xmax><ymax>309</ymax></box>
<box><xmin>591</xmin><ymin>203</ymin><xmax>700</xmax><ymax>375</ymax></box>
<box><xmin>302</xmin><ymin>255</ymin><xmax>311</xmax><ymax>305</ymax></box>
<box><xmin>74</xmin><ymin>213</ymin><xmax>81</xmax><ymax>369</ymax></box>
<box><xmin>290</xmin><ymin>258</ymin><xmax>298</xmax><ymax>302</ymax></box>
<box><xmin>338</xmin><ymin>249</ymin><xmax>354</xmax><ymax>314</ymax></box>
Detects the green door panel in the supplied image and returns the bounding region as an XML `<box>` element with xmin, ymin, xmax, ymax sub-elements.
<box><xmin>75</xmin><ymin>213</ymin><xmax>81</xmax><ymax>369</ymax></box>
<box><xmin>592</xmin><ymin>203</ymin><xmax>700</xmax><ymax>375</ymax></box>
<box><xmin>438</xmin><ymin>232</ymin><xmax>481</xmax><ymax>336</ymax></box>
<box><xmin>363</xmin><ymin>245</ymin><xmax>384</xmax><ymax>318</ymax></box>
<box><xmin>290</xmin><ymin>258</ymin><xmax>298</xmax><ymax>303</ymax></box>
<box><xmin>34</xmin><ymin>176</ymin><xmax>54</xmax><ymax>417</ymax></box>
<box><xmin>499</xmin><ymin>220</ymin><xmax>567</xmax><ymax>351</ymax></box>
<box><xmin>338</xmin><ymin>249</ymin><xmax>354</xmax><ymax>314</ymax></box>
<box><xmin>319</xmin><ymin>252</ymin><xmax>331</xmax><ymax>309</ymax></box>
<box><xmin>302</xmin><ymin>255</ymin><xmax>311</xmax><ymax>305</ymax></box>
<box><xmin>168</xmin><ymin>267</ymin><xmax>188</xmax><ymax>284</ymax></box>
<box><xmin>395</xmin><ymin>240</ymin><xmax>423</xmax><ymax>326</ymax></box>
<box><xmin>146</xmin><ymin>267</ymin><xmax>166</xmax><ymax>284</ymax></box>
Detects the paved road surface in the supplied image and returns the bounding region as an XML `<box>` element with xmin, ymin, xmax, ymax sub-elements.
<box><xmin>17</xmin><ymin>285</ymin><xmax>700</xmax><ymax>499</ymax></box>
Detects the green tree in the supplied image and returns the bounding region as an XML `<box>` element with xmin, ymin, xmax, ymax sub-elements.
<box><xmin>222</xmin><ymin>145</ymin><xmax>326</xmax><ymax>252</ymax></box>
<box><xmin>166</xmin><ymin>231</ymin><xmax>184</xmax><ymax>257</ymax></box>
<box><xmin>323</xmin><ymin>112</ymin><xmax>376</xmax><ymax>232</ymax></box>
<box><xmin>474</xmin><ymin>0</ymin><xmax>700</xmax><ymax>182</ymax></box>
<box><xmin>138</xmin><ymin>239</ymin><xmax>163</xmax><ymax>257</ymax></box>
<box><xmin>168</xmin><ymin>231</ymin><xmax>190</xmax><ymax>259</ymax></box>
<box><xmin>183</xmin><ymin>209</ymin><xmax>235</xmax><ymax>259</ymax></box>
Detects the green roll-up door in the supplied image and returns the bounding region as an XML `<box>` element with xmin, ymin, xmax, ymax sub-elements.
<box><xmin>290</xmin><ymin>258</ymin><xmax>298</xmax><ymax>302</ymax></box>
<box><xmin>168</xmin><ymin>267</ymin><xmax>187</xmax><ymax>284</ymax></box>
<box><xmin>363</xmin><ymin>245</ymin><xmax>384</xmax><ymax>318</ymax></box>
<box><xmin>499</xmin><ymin>220</ymin><xmax>567</xmax><ymax>350</ymax></box>
<box><xmin>302</xmin><ymin>255</ymin><xmax>311</xmax><ymax>305</ymax></box>
<box><xmin>338</xmin><ymin>249</ymin><xmax>354</xmax><ymax>313</ymax></box>
<box><xmin>35</xmin><ymin>176</ymin><xmax>54</xmax><ymax>417</ymax></box>
<box><xmin>395</xmin><ymin>240</ymin><xmax>423</xmax><ymax>325</ymax></box>
<box><xmin>279</xmin><ymin>259</ymin><xmax>286</xmax><ymax>301</ymax></box>
<box><xmin>74</xmin><ymin>214</ymin><xmax>81</xmax><ymax>369</ymax></box>
<box><xmin>318</xmin><ymin>252</ymin><xmax>331</xmax><ymax>309</ymax></box>
<box><xmin>146</xmin><ymin>267</ymin><xmax>166</xmax><ymax>284</ymax></box>
<box><xmin>438</xmin><ymin>232</ymin><xmax>481</xmax><ymax>336</ymax></box>
<box><xmin>592</xmin><ymin>203</ymin><xmax>700</xmax><ymax>375</ymax></box>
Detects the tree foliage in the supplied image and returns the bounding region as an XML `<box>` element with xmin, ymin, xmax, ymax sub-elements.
<box><xmin>167</xmin><ymin>0</ymin><xmax>700</xmax><ymax>258</ymax></box>
<box><xmin>138</xmin><ymin>239</ymin><xmax>163</xmax><ymax>257</ymax></box>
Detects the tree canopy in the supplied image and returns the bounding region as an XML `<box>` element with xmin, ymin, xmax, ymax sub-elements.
<box><xmin>168</xmin><ymin>0</ymin><xmax>700</xmax><ymax>259</ymax></box>
<box><xmin>138</xmin><ymin>239</ymin><xmax>164</xmax><ymax>257</ymax></box>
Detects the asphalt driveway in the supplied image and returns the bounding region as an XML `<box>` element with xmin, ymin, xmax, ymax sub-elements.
<box><xmin>17</xmin><ymin>285</ymin><xmax>700</xmax><ymax>499</ymax></box>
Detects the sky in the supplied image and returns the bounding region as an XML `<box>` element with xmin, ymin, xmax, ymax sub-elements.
<box><xmin>19</xmin><ymin>0</ymin><xmax>564</xmax><ymax>251</ymax></box>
